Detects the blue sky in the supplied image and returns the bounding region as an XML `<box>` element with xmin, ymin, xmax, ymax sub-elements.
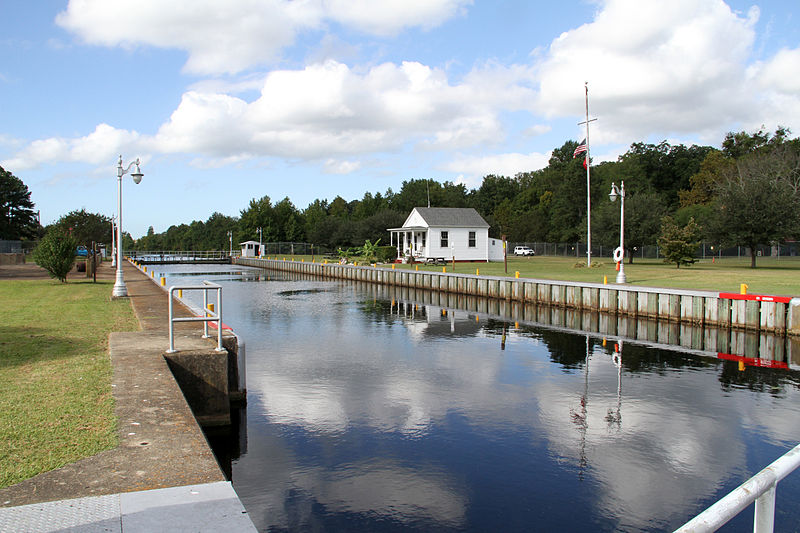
<box><xmin>2</xmin><ymin>0</ymin><xmax>799</xmax><ymax>238</ymax></box>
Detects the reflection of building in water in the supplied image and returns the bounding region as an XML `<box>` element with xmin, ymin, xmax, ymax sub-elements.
<box><xmin>390</xmin><ymin>300</ymin><xmax>483</xmax><ymax>339</ymax></box>
<box><xmin>356</xmin><ymin>282</ymin><xmax>796</xmax><ymax>373</ymax></box>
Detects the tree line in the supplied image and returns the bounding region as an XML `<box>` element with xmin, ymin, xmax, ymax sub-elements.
<box><xmin>3</xmin><ymin>127</ymin><xmax>798</xmax><ymax>268</ymax></box>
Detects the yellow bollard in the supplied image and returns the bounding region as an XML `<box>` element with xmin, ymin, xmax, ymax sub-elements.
<box><xmin>415</xmin><ymin>265</ymin><xmax>419</xmax><ymax>271</ymax></box>
<box><xmin>442</xmin><ymin>266</ymin><xmax>446</xmax><ymax>273</ymax></box>
<box><xmin>476</xmin><ymin>315</ymin><xmax>479</xmax><ymax>322</ymax></box>
<box><xmin>514</xmin><ymin>321</ymin><xmax>519</xmax><ymax>329</ymax></box>
<box><xmin>392</xmin><ymin>264</ymin><xmax>395</xmax><ymax>269</ymax></box>
<box><xmin>476</xmin><ymin>268</ymin><xmax>479</xmax><ymax>276</ymax></box>
<box><xmin>604</xmin><ymin>275</ymin><xmax>607</xmax><ymax>284</ymax></box>
<box><xmin>324</xmin><ymin>260</ymin><xmax>328</xmax><ymax>264</ymax></box>
<box><xmin>178</xmin><ymin>289</ymin><xmax>182</xmax><ymax>298</ymax></box>
<box><xmin>738</xmin><ymin>360</ymin><xmax>745</xmax><ymax>372</ymax></box>
<box><xmin>151</xmin><ymin>271</ymin><xmax>154</xmax><ymax>278</ymax></box>
<box><xmin>143</xmin><ymin>266</ymin><xmax>147</xmax><ymax>273</ymax></box>
<box><xmin>740</xmin><ymin>283</ymin><xmax>748</xmax><ymax>295</ymax></box>
<box><xmin>302</xmin><ymin>259</ymin><xmax>304</xmax><ymax>262</ymax></box>
<box><xmin>160</xmin><ymin>276</ymin><xmax>166</xmax><ymax>287</ymax></box>
<box><xmin>515</xmin><ymin>271</ymin><xmax>520</xmax><ymax>279</ymax></box>
<box><xmin>207</xmin><ymin>303</ymin><xmax>215</xmax><ymax>314</ymax></box>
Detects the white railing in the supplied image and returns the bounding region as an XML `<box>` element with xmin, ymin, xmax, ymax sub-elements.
<box><xmin>131</xmin><ymin>250</ymin><xmax>239</xmax><ymax>262</ymax></box>
<box><xmin>675</xmin><ymin>443</ymin><xmax>800</xmax><ymax>532</ymax></box>
<box><xmin>166</xmin><ymin>281</ymin><xmax>226</xmax><ymax>354</ymax></box>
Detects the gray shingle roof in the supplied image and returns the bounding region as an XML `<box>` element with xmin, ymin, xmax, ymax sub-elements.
<box><xmin>413</xmin><ymin>207</ymin><xmax>489</xmax><ymax>228</ymax></box>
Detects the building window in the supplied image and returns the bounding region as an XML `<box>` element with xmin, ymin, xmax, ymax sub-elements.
<box><xmin>468</xmin><ymin>231</ymin><xmax>476</xmax><ymax>247</ymax></box>
<box><xmin>440</xmin><ymin>231</ymin><xmax>448</xmax><ymax>248</ymax></box>
<box><xmin>422</xmin><ymin>233</ymin><xmax>426</xmax><ymax>248</ymax></box>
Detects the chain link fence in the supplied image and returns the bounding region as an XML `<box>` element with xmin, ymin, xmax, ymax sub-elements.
<box><xmin>508</xmin><ymin>242</ymin><xmax>800</xmax><ymax>260</ymax></box>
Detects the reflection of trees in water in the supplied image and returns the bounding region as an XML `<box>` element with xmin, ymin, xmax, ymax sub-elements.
<box><xmin>358</xmin><ymin>295</ymin><xmax>799</xmax><ymax>395</ymax></box>
<box><xmin>718</xmin><ymin>362</ymin><xmax>800</xmax><ymax>394</ymax></box>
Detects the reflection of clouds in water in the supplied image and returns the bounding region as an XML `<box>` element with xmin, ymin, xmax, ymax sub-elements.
<box><xmin>292</xmin><ymin>460</ymin><xmax>467</xmax><ymax>526</ymax></box>
<box><xmin>235</xmin><ymin>429</ymin><xmax>467</xmax><ymax>531</ymax></box>
<box><xmin>235</xmin><ymin>282</ymin><xmax>800</xmax><ymax>530</ymax></box>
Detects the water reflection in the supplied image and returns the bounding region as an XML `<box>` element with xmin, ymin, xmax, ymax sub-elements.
<box><xmin>158</xmin><ymin>265</ymin><xmax>800</xmax><ymax>532</ymax></box>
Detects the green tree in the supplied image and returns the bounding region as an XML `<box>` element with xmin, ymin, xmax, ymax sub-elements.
<box><xmin>709</xmin><ymin>149</ymin><xmax>800</xmax><ymax>267</ymax></box>
<box><xmin>51</xmin><ymin>209</ymin><xmax>112</xmax><ymax>249</ymax></box>
<box><xmin>658</xmin><ymin>216</ymin><xmax>701</xmax><ymax>268</ymax></box>
<box><xmin>33</xmin><ymin>229</ymin><xmax>77</xmax><ymax>282</ymax></box>
<box><xmin>0</xmin><ymin>166</ymin><xmax>39</xmax><ymax>240</ymax></box>
<box><xmin>593</xmin><ymin>191</ymin><xmax>667</xmax><ymax>263</ymax></box>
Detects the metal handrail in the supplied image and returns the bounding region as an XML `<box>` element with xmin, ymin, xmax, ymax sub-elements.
<box><xmin>675</xmin><ymin>443</ymin><xmax>800</xmax><ymax>532</ymax></box>
<box><xmin>166</xmin><ymin>281</ymin><xmax>226</xmax><ymax>353</ymax></box>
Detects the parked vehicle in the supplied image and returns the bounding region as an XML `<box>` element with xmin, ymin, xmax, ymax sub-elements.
<box><xmin>513</xmin><ymin>246</ymin><xmax>535</xmax><ymax>256</ymax></box>
<box><xmin>76</xmin><ymin>246</ymin><xmax>88</xmax><ymax>257</ymax></box>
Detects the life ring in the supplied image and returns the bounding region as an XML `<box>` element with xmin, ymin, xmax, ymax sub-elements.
<box><xmin>613</xmin><ymin>246</ymin><xmax>624</xmax><ymax>263</ymax></box>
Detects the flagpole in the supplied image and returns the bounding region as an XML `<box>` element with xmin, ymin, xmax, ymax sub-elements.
<box><xmin>582</xmin><ymin>82</ymin><xmax>593</xmax><ymax>267</ymax></box>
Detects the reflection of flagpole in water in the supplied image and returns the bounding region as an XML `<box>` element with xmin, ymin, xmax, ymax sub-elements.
<box><xmin>606</xmin><ymin>340</ymin><xmax>623</xmax><ymax>430</ymax></box>
<box><xmin>570</xmin><ymin>335</ymin><xmax>591</xmax><ymax>481</ymax></box>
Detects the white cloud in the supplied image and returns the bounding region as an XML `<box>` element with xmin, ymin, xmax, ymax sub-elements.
<box><xmin>1</xmin><ymin>124</ymin><xmax>140</xmax><ymax>170</ymax></box>
<box><xmin>153</xmin><ymin>60</ymin><xmax>527</xmax><ymax>159</ymax></box>
<box><xmin>443</xmin><ymin>151</ymin><xmax>552</xmax><ymax>187</ymax></box>
<box><xmin>55</xmin><ymin>0</ymin><xmax>472</xmax><ymax>75</ymax></box>
<box><xmin>534</xmin><ymin>0</ymin><xmax>764</xmax><ymax>142</ymax></box>
<box><xmin>751</xmin><ymin>47</ymin><xmax>800</xmax><ymax>94</ymax></box>
<box><xmin>324</xmin><ymin>159</ymin><xmax>361</xmax><ymax>174</ymax></box>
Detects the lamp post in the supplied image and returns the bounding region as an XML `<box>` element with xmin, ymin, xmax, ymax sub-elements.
<box><xmin>608</xmin><ymin>180</ymin><xmax>626</xmax><ymax>283</ymax></box>
<box><xmin>257</xmin><ymin>226</ymin><xmax>262</xmax><ymax>257</ymax></box>
<box><xmin>110</xmin><ymin>216</ymin><xmax>116</xmax><ymax>267</ymax></box>
<box><xmin>227</xmin><ymin>231</ymin><xmax>233</xmax><ymax>256</ymax></box>
<box><xmin>112</xmin><ymin>156</ymin><xmax>143</xmax><ymax>297</ymax></box>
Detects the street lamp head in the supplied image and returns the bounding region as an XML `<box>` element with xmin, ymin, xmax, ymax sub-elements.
<box><xmin>131</xmin><ymin>159</ymin><xmax>143</xmax><ymax>184</ymax></box>
<box><xmin>609</xmin><ymin>182</ymin><xmax>618</xmax><ymax>202</ymax></box>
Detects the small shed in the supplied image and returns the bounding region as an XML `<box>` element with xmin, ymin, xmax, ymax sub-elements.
<box><xmin>388</xmin><ymin>207</ymin><xmax>504</xmax><ymax>262</ymax></box>
<box><xmin>240</xmin><ymin>240</ymin><xmax>261</xmax><ymax>258</ymax></box>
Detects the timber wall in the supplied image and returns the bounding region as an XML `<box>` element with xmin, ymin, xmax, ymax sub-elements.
<box><xmin>235</xmin><ymin>258</ymin><xmax>800</xmax><ymax>337</ymax></box>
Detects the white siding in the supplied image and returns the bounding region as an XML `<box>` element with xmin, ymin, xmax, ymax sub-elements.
<box><xmin>427</xmin><ymin>227</ymin><xmax>489</xmax><ymax>261</ymax></box>
<box><xmin>488</xmin><ymin>238</ymin><xmax>504</xmax><ymax>261</ymax></box>
<box><xmin>403</xmin><ymin>209</ymin><xmax>427</xmax><ymax>227</ymax></box>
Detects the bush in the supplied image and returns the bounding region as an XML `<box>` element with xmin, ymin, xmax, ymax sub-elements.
<box><xmin>376</xmin><ymin>246</ymin><xmax>397</xmax><ymax>263</ymax></box>
<box><xmin>33</xmin><ymin>229</ymin><xmax>77</xmax><ymax>282</ymax></box>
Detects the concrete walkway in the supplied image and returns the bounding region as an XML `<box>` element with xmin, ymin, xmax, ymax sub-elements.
<box><xmin>0</xmin><ymin>261</ymin><xmax>257</xmax><ymax>531</ymax></box>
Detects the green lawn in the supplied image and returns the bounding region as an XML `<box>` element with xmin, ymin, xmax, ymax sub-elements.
<box><xmin>276</xmin><ymin>255</ymin><xmax>800</xmax><ymax>296</ymax></box>
<box><xmin>0</xmin><ymin>279</ymin><xmax>138</xmax><ymax>488</ymax></box>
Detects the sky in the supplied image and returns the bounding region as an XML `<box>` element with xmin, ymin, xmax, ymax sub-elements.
<box><xmin>1</xmin><ymin>0</ymin><xmax>799</xmax><ymax>239</ymax></box>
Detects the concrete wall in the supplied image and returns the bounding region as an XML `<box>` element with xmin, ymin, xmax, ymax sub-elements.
<box><xmin>0</xmin><ymin>253</ymin><xmax>25</xmax><ymax>265</ymax></box>
<box><xmin>236</xmin><ymin>258</ymin><xmax>799</xmax><ymax>337</ymax></box>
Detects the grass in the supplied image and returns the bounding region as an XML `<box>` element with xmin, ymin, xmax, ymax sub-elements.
<box><xmin>0</xmin><ymin>279</ymin><xmax>138</xmax><ymax>488</ymax></box>
<box><xmin>270</xmin><ymin>254</ymin><xmax>800</xmax><ymax>296</ymax></box>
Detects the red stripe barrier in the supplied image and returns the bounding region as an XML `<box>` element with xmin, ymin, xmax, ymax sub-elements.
<box><xmin>717</xmin><ymin>352</ymin><xmax>789</xmax><ymax>370</ymax></box>
<box><xmin>718</xmin><ymin>292</ymin><xmax>793</xmax><ymax>304</ymax></box>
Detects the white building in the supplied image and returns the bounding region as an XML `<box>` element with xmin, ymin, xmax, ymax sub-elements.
<box><xmin>388</xmin><ymin>207</ymin><xmax>505</xmax><ymax>262</ymax></box>
<box><xmin>239</xmin><ymin>240</ymin><xmax>261</xmax><ymax>257</ymax></box>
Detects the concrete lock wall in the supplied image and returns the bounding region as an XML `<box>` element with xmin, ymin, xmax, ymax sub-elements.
<box><xmin>235</xmin><ymin>258</ymin><xmax>800</xmax><ymax>337</ymax></box>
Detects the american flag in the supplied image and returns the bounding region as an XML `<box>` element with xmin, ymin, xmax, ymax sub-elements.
<box><xmin>573</xmin><ymin>139</ymin><xmax>587</xmax><ymax>158</ymax></box>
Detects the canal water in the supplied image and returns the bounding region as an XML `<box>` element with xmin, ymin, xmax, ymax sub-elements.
<box><xmin>158</xmin><ymin>264</ymin><xmax>800</xmax><ymax>532</ymax></box>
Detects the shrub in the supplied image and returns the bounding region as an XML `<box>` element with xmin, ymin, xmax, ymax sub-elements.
<box><xmin>33</xmin><ymin>229</ymin><xmax>77</xmax><ymax>282</ymax></box>
<box><xmin>376</xmin><ymin>246</ymin><xmax>397</xmax><ymax>263</ymax></box>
